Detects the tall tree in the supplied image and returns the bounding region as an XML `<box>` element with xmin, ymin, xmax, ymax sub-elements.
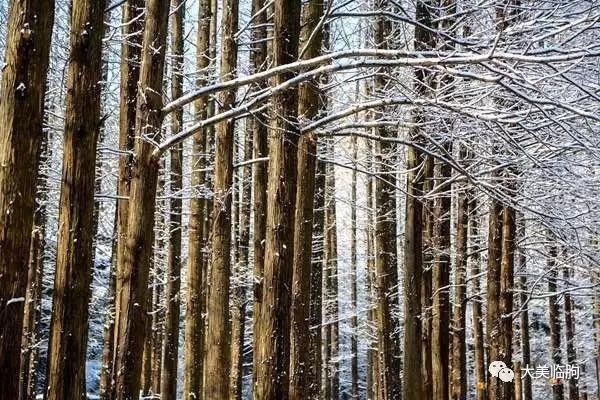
<box><xmin>160</xmin><ymin>1</ymin><xmax>185</xmax><ymax>398</ymax></box>
<box><xmin>0</xmin><ymin>1</ymin><xmax>54</xmax><ymax>397</ymax></box>
<box><xmin>403</xmin><ymin>1</ymin><xmax>437</xmax><ymax>398</ymax></box>
<box><xmin>548</xmin><ymin>241</ymin><xmax>564</xmax><ymax>400</ymax></box>
<box><xmin>516</xmin><ymin>216</ymin><xmax>532</xmax><ymax>400</ymax></box>
<box><xmin>254</xmin><ymin>0</ymin><xmax>302</xmax><ymax>398</ymax></box>
<box><xmin>203</xmin><ymin>0</ymin><xmax>238</xmax><ymax>396</ymax></box>
<box><xmin>102</xmin><ymin>1</ymin><xmax>144</xmax><ymax>397</ymax></box>
<box><xmin>45</xmin><ymin>0</ymin><xmax>105</xmax><ymax>398</ymax></box>
<box><xmin>183</xmin><ymin>0</ymin><xmax>213</xmax><ymax>397</ymax></box>
<box><xmin>563</xmin><ymin>265</ymin><xmax>580</xmax><ymax>400</ymax></box>
<box><xmin>373</xmin><ymin>2</ymin><xmax>402</xmax><ymax>398</ymax></box>
<box><xmin>112</xmin><ymin>0</ymin><xmax>171</xmax><ymax>397</ymax></box>
<box><xmin>250</xmin><ymin>0</ymin><xmax>270</xmax><ymax>392</ymax></box>
<box><xmin>289</xmin><ymin>1</ymin><xmax>325</xmax><ymax>397</ymax></box>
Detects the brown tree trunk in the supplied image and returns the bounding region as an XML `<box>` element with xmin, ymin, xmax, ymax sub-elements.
<box><xmin>254</xmin><ymin>1</ymin><xmax>302</xmax><ymax>398</ymax></box>
<box><xmin>45</xmin><ymin>1</ymin><xmax>105</xmax><ymax>399</ymax></box>
<box><xmin>350</xmin><ymin>133</ymin><xmax>359</xmax><ymax>399</ymax></box>
<box><xmin>250</xmin><ymin>0</ymin><xmax>269</xmax><ymax>392</ymax></box>
<box><xmin>105</xmin><ymin>2</ymin><xmax>144</xmax><ymax>398</ymax></box>
<box><xmin>548</xmin><ymin>241</ymin><xmax>564</xmax><ymax>400</ymax></box>
<box><xmin>159</xmin><ymin>1</ymin><xmax>185</xmax><ymax>398</ymax></box>
<box><xmin>203</xmin><ymin>0</ymin><xmax>238</xmax><ymax>397</ymax></box>
<box><xmin>0</xmin><ymin>1</ymin><xmax>54</xmax><ymax>397</ymax></box>
<box><xmin>514</xmin><ymin>362</ymin><xmax>523</xmax><ymax>400</ymax></box>
<box><xmin>19</xmin><ymin>130</ymin><xmax>51</xmax><ymax>400</ymax></box>
<box><xmin>517</xmin><ymin>217</ymin><xmax>532</xmax><ymax>400</ymax></box>
<box><xmin>112</xmin><ymin>0</ymin><xmax>171</xmax><ymax>397</ymax></box>
<box><xmin>422</xmin><ymin>154</ymin><xmax>434</xmax><ymax>400</ymax></box>
<box><xmin>183</xmin><ymin>0</ymin><xmax>213</xmax><ymax>398</ymax></box>
<box><xmin>403</xmin><ymin>2</ymin><xmax>437</xmax><ymax>399</ymax></box>
<box><xmin>450</xmin><ymin>149</ymin><xmax>468</xmax><ymax>400</ymax></box>
<box><xmin>564</xmin><ymin>266</ymin><xmax>579</xmax><ymax>400</ymax></box>
<box><xmin>289</xmin><ymin>1</ymin><xmax>325</xmax><ymax>397</ymax></box>
<box><xmin>324</xmin><ymin>139</ymin><xmax>340</xmax><ymax>399</ymax></box>
<box><xmin>373</xmin><ymin>3</ymin><xmax>402</xmax><ymax>398</ymax></box>
<box><xmin>469</xmin><ymin>201</ymin><xmax>487</xmax><ymax>400</ymax></box>
<box><xmin>432</xmin><ymin>152</ymin><xmax>452</xmax><ymax>400</ymax></box>
<box><xmin>499</xmin><ymin>206</ymin><xmax>515</xmax><ymax>400</ymax></box>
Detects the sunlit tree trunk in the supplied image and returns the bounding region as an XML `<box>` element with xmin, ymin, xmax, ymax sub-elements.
<box><xmin>203</xmin><ymin>0</ymin><xmax>239</xmax><ymax>396</ymax></box>
<box><xmin>0</xmin><ymin>1</ymin><xmax>54</xmax><ymax>397</ymax></box>
<box><xmin>113</xmin><ymin>0</ymin><xmax>171</xmax><ymax>396</ymax></box>
<box><xmin>45</xmin><ymin>1</ymin><xmax>105</xmax><ymax>399</ymax></box>
<box><xmin>253</xmin><ymin>0</ymin><xmax>302</xmax><ymax>398</ymax></box>
<box><xmin>289</xmin><ymin>0</ymin><xmax>325</xmax><ymax>398</ymax></box>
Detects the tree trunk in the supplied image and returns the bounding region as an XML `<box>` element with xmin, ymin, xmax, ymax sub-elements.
<box><xmin>350</xmin><ymin>132</ymin><xmax>359</xmax><ymax>399</ymax></box>
<box><xmin>289</xmin><ymin>1</ymin><xmax>325</xmax><ymax>397</ymax></box>
<box><xmin>183</xmin><ymin>0</ymin><xmax>213</xmax><ymax>397</ymax></box>
<box><xmin>470</xmin><ymin>200</ymin><xmax>487</xmax><ymax>400</ymax></box>
<box><xmin>113</xmin><ymin>0</ymin><xmax>171</xmax><ymax>397</ymax></box>
<box><xmin>0</xmin><ymin>1</ymin><xmax>54</xmax><ymax>397</ymax></box>
<box><xmin>564</xmin><ymin>266</ymin><xmax>579</xmax><ymax>400</ymax></box>
<box><xmin>159</xmin><ymin>1</ymin><xmax>185</xmax><ymax>398</ymax></box>
<box><xmin>517</xmin><ymin>217</ymin><xmax>532</xmax><ymax>400</ymax></box>
<box><xmin>450</xmin><ymin>149</ymin><xmax>468</xmax><ymax>400</ymax></box>
<box><xmin>403</xmin><ymin>2</ymin><xmax>437</xmax><ymax>399</ymax></box>
<box><xmin>422</xmin><ymin>154</ymin><xmax>434</xmax><ymax>400</ymax></box>
<box><xmin>105</xmin><ymin>2</ymin><xmax>144</xmax><ymax>398</ymax></box>
<box><xmin>499</xmin><ymin>206</ymin><xmax>515</xmax><ymax>400</ymax></box>
<box><xmin>548</xmin><ymin>241</ymin><xmax>564</xmax><ymax>400</ymax></box>
<box><xmin>324</xmin><ymin>139</ymin><xmax>340</xmax><ymax>399</ymax></box>
<box><xmin>250</xmin><ymin>0</ymin><xmax>269</xmax><ymax>393</ymax></box>
<box><xmin>253</xmin><ymin>0</ymin><xmax>302</xmax><ymax>398</ymax></box>
<box><xmin>19</xmin><ymin>130</ymin><xmax>51</xmax><ymax>400</ymax></box>
<box><xmin>203</xmin><ymin>0</ymin><xmax>238</xmax><ymax>397</ymax></box>
<box><xmin>373</xmin><ymin>3</ymin><xmax>402</xmax><ymax>398</ymax></box>
<box><xmin>45</xmin><ymin>1</ymin><xmax>105</xmax><ymax>398</ymax></box>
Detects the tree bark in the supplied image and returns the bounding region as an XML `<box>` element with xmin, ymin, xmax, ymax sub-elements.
<box><xmin>159</xmin><ymin>1</ymin><xmax>185</xmax><ymax>398</ymax></box>
<box><xmin>0</xmin><ymin>1</ymin><xmax>54</xmax><ymax>397</ymax></box>
<box><xmin>499</xmin><ymin>205</ymin><xmax>515</xmax><ymax>400</ymax></box>
<box><xmin>548</xmin><ymin>241</ymin><xmax>564</xmax><ymax>400</ymax></box>
<box><xmin>564</xmin><ymin>266</ymin><xmax>579</xmax><ymax>400</ymax></box>
<box><xmin>105</xmin><ymin>2</ymin><xmax>144</xmax><ymax>398</ymax></box>
<box><xmin>450</xmin><ymin>149</ymin><xmax>468</xmax><ymax>400</ymax></box>
<box><xmin>470</xmin><ymin>199</ymin><xmax>487</xmax><ymax>400</ymax></box>
<box><xmin>350</xmin><ymin>132</ymin><xmax>359</xmax><ymax>399</ymax></box>
<box><xmin>203</xmin><ymin>0</ymin><xmax>238</xmax><ymax>397</ymax></box>
<box><xmin>183</xmin><ymin>0</ymin><xmax>213</xmax><ymax>398</ymax></box>
<box><xmin>289</xmin><ymin>1</ymin><xmax>325</xmax><ymax>397</ymax></box>
<box><xmin>254</xmin><ymin>0</ymin><xmax>302</xmax><ymax>398</ymax></box>
<box><xmin>516</xmin><ymin>217</ymin><xmax>532</xmax><ymax>400</ymax></box>
<box><xmin>112</xmin><ymin>0</ymin><xmax>171</xmax><ymax>397</ymax></box>
<box><xmin>45</xmin><ymin>1</ymin><xmax>105</xmax><ymax>398</ymax></box>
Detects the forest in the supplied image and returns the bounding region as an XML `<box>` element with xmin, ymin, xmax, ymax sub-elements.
<box><xmin>0</xmin><ymin>0</ymin><xmax>599</xmax><ymax>399</ymax></box>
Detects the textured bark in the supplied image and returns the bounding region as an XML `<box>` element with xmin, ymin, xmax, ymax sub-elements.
<box><xmin>19</xmin><ymin>130</ymin><xmax>51</xmax><ymax>400</ymax></box>
<box><xmin>0</xmin><ymin>2</ymin><xmax>54</xmax><ymax>397</ymax></box>
<box><xmin>514</xmin><ymin>362</ymin><xmax>523</xmax><ymax>400</ymax></box>
<box><xmin>431</xmin><ymin>151</ymin><xmax>452</xmax><ymax>400</ymax></box>
<box><xmin>311</xmin><ymin>158</ymin><xmax>326</xmax><ymax>400</ymax></box>
<box><xmin>159</xmin><ymin>2</ymin><xmax>185</xmax><ymax>398</ymax></box>
<box><xmin>403</xmin><ymin>2</ymin><xmax>437</xmax><ymax>399</ymax></box>
<box><xmin>350</xmin><ymin>133</ymin><xmax>359</xmax><ymax>399</ymax></box>
<box><xmin>104</xmin><ymin>2</ymin><xmax>144</xmax><ymax>398</ymax></box>
<box><xmin>203</xmin><ymin>0</ymin><xmax>238</xmax><ymax>397</ymax></box>
<box><xmin>324</xmin><ymin>139</ymin><xmax>340</xmax><ymax>399</ymax></box>
<box><xmin>113</xmin><ymin>0</ymin><xmax>171</xmax><ymax>397</ymax></box>
<box><xmin>499</xmin><ymin>206</ymin><xmax>515</xmax><ymax>400</ymax></box>
<box><xmin>470</xmin><ymin>202</ymin><xmax>487</xmax><ymax>400</ymax></box>
<box><xmin>373</xmin><ymin>3</ymin><xmax>402</xmax><ymax>398</ymax></box>
<box><xmin>421</xmin><ymin>154</ymin><xmax>434</xmax><ymax>400</ymax></box>
<box><xmin>289</xmin><ymin>1</ymin><xmax>325</xmax><ymax>397</ymax></box>
<box><xmin>254</xmin><ymin>0</ymin><xmax>302</xmax><ymax>398</ymax></box>
<box><xmin>183</xmin><ymin>0</ymin><xmax>213</xmax><ymax>397</ymax></box>
<box><xmin>450</xmin><ymin>155</ymin><xmax>468</xmax><ymax>400</ymax></box>
<box><xmin>564</xmin><ymin>266</ymin><xmax>580</xmax><ymax>400</ymax></box>
<box><xmin>548</xmin><ymin>242</ymin><xmax>564</xmax><ymax>400</ymax></box>
<box><xmin>486</xmin><ymin>199</ymin><xmax>504</xmax><ymax>400</ymax></box>
<box><xmin>516</xmin><ymin>217</ymin><xmax>532</xmax><ymax>400</ymax></box>
<box><xmin>45</xmin><ymin>1</ymin><xmax>105</xmax><ymax>399</ymax></box>
<box><xmin>251</xmin><ymin>0</ymin><xmax>269</xmax><ymax>391</ymax></box>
